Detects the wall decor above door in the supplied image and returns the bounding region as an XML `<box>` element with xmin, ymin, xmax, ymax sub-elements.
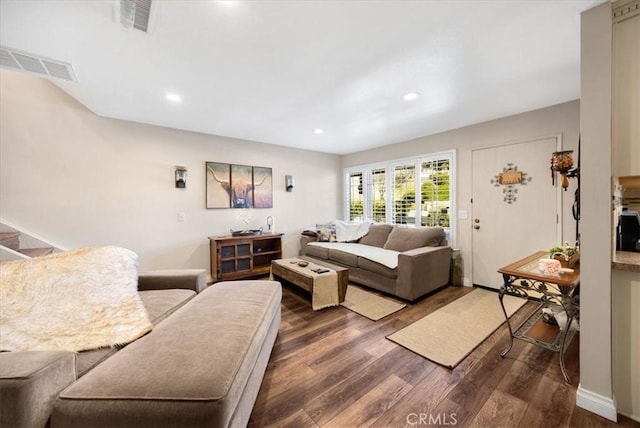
<box><xmin>490</xmin><ymin>163</ymin><xmax>531</xmax><ymax>204</ymax></box>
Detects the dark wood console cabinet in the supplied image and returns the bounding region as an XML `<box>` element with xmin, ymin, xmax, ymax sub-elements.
<box><xmin>208</xmin><ymin>233</ymin><xmax>283</xmax><ymax>282</ymax></box>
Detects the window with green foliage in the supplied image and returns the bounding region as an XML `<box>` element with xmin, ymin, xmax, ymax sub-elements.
<box><xmin>394</xmin><ymin>164</ymin><xmax>416</xmax><ymax>225</ymax></box>
<box><xmin>371</xmin><ymin>168</ymin><xmax>386</xmax><ymax>222</ymax></box>
<box><xmin>420</xmin><ymin>159</ymin><xmax>450</xmax><ymax>228</ymax></box>
<box><xmin>348</xmin><ymin>172</ymin><xmax>364</xmax><ymax>222</ymax></box>
<box><xmin>344</xmin><ymin>151</ymin><xmax>455</xmax><ymax>245</ymax></box>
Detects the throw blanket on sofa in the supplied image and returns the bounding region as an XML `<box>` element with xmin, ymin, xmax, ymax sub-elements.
<box><xmin>333</xmin><ymin>220</ymin><xmax>372</xmax><ymax>242</ymax></box>
<box><xmin>0</xmin><ymin>246</ymin><xmax>152</xmax><ymax>352</ymax></box>
<box><xmin>307</xmin><ymin>242</ymin><xmax>399</xmax><ymax>269</ymax></box>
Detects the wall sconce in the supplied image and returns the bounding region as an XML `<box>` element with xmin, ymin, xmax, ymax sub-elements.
<box><xmin>551</xmin><ymin>138</ymin><xmax>582</xmax><ymax>243</ymax></box>
<box><xmin>285</xmin><ymin>175</ymin><xmax>294</xmax><ymax>192</ymax></box>
<box><xmin>175</xmin><ymin>166</ymin><xmax>187</xmax><ymax>189</ymax></box>
<box><xmin>550</xmin><ymin>150</ymin><xmax>579</xmax><ymax>191</ymax></box>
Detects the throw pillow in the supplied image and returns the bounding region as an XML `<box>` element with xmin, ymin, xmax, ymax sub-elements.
<box><xmin>383</xmin><ymin>226</ymin><xmax>445</xmax><ymax>252</ymax></box>
<box><xmin>359</xmin><ymin>224</ymin><xmax>394</xmax><ymax>247</ymax></box>
<box><xmin>0</xmin><ymin>246</ymin><xmax>153</xmax><ymax>352</ymax></box>
<box><xmin>316</xmin><ymin>226</ymin><xmax>337</xmax><ymax>242</ymax></box>
<box><xmin>302</xmin><ymin>229</ymin><xmax>318</xmax><ymax>238</ymax></box>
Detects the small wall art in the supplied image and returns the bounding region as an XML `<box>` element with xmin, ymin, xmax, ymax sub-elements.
<box><xmin>206</xmin><ymin>162</ymin><xmax>273</xmax><ymax>209</ymax></box>
<box><xmin>490</xmin><ymin>163</ymin><xmax>531</xmax><ymax>204</ymax></box>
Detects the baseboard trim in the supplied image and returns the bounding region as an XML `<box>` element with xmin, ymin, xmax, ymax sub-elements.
<box><xmin>619</xmin><ymin>410</ymin><xmax>640</xmax><ymax>424</ymax></box>
<box><xmin>576</xmin><ymin>384</ymin><xmax>617</xmax><ymax>422</ymax></box>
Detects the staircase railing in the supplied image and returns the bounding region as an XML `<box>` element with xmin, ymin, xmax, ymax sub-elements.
<box><xmin>0</xmin><ymin>220</ymin><xmax>66</xmax><ymax>261</ymax></box>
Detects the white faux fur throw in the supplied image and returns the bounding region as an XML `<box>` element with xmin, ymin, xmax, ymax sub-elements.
<box><xmin>0</xmin><ymin>246</ymin><xmax>152</xmax><ymax>352</ymax></box>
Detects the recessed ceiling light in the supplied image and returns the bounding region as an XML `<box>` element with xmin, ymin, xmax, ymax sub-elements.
<box><xmin>403</xmin><ymin>92</ymin><xmax>419</xmax><ymax>101</ymax></box>
<box><xmin>166</xmin><ymin>92</ymin><xmax>182</xmax><ymax>103</ymax></box>
<box><xmin>313</xmin><ymin>128</ymin><xmax>324</xmax><ymax>135</ymax></box>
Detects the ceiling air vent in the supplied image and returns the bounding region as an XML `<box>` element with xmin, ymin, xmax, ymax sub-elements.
<box><xmin>119</xmin><ymin>0</ymin><xmax>153</xmax><ymax>32</ymax></box>
<box><xmin>0</xmin><ymin>46</ymin><xmax>78</xmax><ymax>82</ymax></box>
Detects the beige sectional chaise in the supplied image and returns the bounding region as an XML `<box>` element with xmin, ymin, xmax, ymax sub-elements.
<box><xmin>300</xmin><ymin>224</ymin><xmax>451</xmax><ymax>301</ymax></box>
<box><xmin>0</xmin><ymin>269</ymin><xmax>281</xmax><ymax>428</ymax></box>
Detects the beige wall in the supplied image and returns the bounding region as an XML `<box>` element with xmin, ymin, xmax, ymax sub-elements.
<box><xmin>612</xmin><ymin>11</ymin><xmax>640</xmax><ymax>176</ymax></box>
<box><xmin>578</xmin><ymin>1</ymin><xmax>616</xmax><ymax>421</ymax></box>
<box><xmin>342</xmin><ymin>100</ymin><xmax>581</xmax><ymax>286</ymax></box>
<box><xmin>0</xmin><ymin>69</ymin><xmax>581</xmax><ymax>283</ymax></box>
<box><xmin>612</xmin><ymin>3</ymin><xmax>640</xmax><ymax>422</ymax></box>
<box><xmin>613</xmin><ymin>269</ymin><xmax>640</xmax><ymax>420</ymax></box>
<box><xmin>0</xmin><ymin>70</ymin><xmax>342</xmax><ymax>272</ymax></box>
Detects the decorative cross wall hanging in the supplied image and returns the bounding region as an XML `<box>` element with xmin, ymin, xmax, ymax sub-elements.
<box><xmin>490</xmin><ymin>163</ymin><xmax>531</xmax><ymax>204</ymax></box>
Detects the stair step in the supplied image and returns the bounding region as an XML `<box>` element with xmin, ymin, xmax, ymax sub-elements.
<box><xmin>19</xmin><ymin>247</ymin><xmax>54</xmax><ymax>258</ymax></box>
<box><xmin>0</xmin><ymin>232</ymin><xmax>20</xmax><ymax>250</ymax></box>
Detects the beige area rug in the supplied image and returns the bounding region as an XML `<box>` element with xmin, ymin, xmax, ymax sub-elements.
<box><xmin>340</xmin><ymin>285</ymin><xmax>406</xmax><ymax>321</ymax></box>
<box><xmin>386</xmin><ymin>288</ymin><xmax>526</xmax><ymax>368</ymax></box>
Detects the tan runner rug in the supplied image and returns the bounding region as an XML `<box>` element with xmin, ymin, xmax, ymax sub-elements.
<box><xmin>341</xmin><ymin>285</ymin><xmax>406</xmax><ymax>321</ymax></box>
<box><xmin>386</xmin><ymin>288</ymin><xmax>526</xmax><ymax>368</ymax></box>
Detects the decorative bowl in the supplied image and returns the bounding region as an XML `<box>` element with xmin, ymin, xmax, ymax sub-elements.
<box><xmin>230</xmin><ymin>228</ymin><xmax>263</xmax><ymax>237</ymax></box>
<box><xmin>298</xmin><ymin>261</ymin><xmax>309</xmax><ymax>267</ymax></box>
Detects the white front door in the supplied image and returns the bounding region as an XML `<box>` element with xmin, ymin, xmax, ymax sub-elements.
<box><xmin>472</xmin><ymin>136</ymin><xmax>561</xmax><ymax>289</ymax></box>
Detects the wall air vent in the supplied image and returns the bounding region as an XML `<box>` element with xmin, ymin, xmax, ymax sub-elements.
<box><xmin>0</xmin><ymin>46</ymin><xmax>78</xmax><ymax>82</ymax></box>
<box><xmin>119</xmin><ymin>0</ymin><xmax>153</xmax><ymax>32</ymax></box>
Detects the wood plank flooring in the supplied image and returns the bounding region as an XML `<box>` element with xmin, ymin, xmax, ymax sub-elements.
<box><xmin>249</xmin><ymin>285</ymin><xmax>638</xmax><ymax>428</ymax></box>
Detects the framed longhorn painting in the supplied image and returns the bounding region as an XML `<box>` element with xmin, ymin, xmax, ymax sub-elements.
<box><xmin>206</xmin><ymin>162</ymin><xmax>273</xmax><ymax>209</ymax></box>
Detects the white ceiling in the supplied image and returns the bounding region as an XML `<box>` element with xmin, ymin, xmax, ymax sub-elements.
<box><xmin>0</xmin><ymin>0</ymin><xmax>602</xmax><ymax>155</ymax></box>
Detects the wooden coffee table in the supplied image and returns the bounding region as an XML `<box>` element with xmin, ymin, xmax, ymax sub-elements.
<box><xmin>271</xmin><ymin>258</ymin><xmax>348</xmax><ymax>308</ymax></box>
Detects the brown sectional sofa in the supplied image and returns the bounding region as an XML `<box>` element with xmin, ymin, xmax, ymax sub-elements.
<box><xmin>301</xmin><ymin>224</ymin><xmax>451</xmax><ymax>301</ymax></box>
<box><xmin>0</xmin><ymin>270</ymin><xmax>281</xmax><ymax>428</ymax></box>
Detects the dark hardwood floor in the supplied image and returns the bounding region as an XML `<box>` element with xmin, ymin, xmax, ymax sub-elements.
<box><xmin>249</xmin><ymin>285</ymin><xmax>638</xmax><ymax>428</ymax></box>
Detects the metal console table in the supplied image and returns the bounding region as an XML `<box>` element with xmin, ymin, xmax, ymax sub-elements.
<box><xmin>498</xmin><ymin>251</ymin><xmax>580</xmax><ymax>384</ymax></box>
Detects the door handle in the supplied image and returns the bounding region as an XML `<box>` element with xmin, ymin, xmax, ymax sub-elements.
<box><xmin>474</xmin><ymin>219</ymin><xmax>480</xmax><ymax>223</ymax></box>
<box><xmin>474</xmin><ymin>225</ymin><xmax>480</xmax><ymax>230</ymax></box>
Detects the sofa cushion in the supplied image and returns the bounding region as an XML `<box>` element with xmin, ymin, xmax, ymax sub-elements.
<box><xmin>328</xmin><ymin>249</ymin><xmax>359</xmax><ymax>267</ymax></box>
<box><xmin>75</xmin><ymin>289</ymin><xmax>196</xmax><ymax>378</ymax></box>
<box><xmin>308</xmin><ymin>242</ymin><xmax>399</xmax><ymax>269</ymax></box>
<box><xmin>357</xmin><ymin>257</ymin><xmax>397</xmax><ymax>279</ymax></box>
<box><xmin>359</xmin><ymin>224</ymin><xmax>393</xmax><ymax>248</ymax></box>
<box><xmin>138</xmin><ymin>269</ymin><xmax>207</xmax><ymax>293</ymax></box>
<box><xmin>383</xmin><ymin>226</ymin><xmax>445</xmax><ymax>252</ymax></box>
<box><xmin>138</xmin><ymin>289</ymin><xmax>196</xmax><ymax>325</ymax></box>
<box><xmin>75</xmin><ymin>348</ymin><xmax>119</xmax><ymax>379</ymax></box>
<box><xmin>54</xmin><ymin>281</ymin><xmax>282</xmax><ymax>428</ymax></box>
<box><xmin>306</xmin><ymin>243</ymin><xmax>330</xmax><ymax>259</ymax></box>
